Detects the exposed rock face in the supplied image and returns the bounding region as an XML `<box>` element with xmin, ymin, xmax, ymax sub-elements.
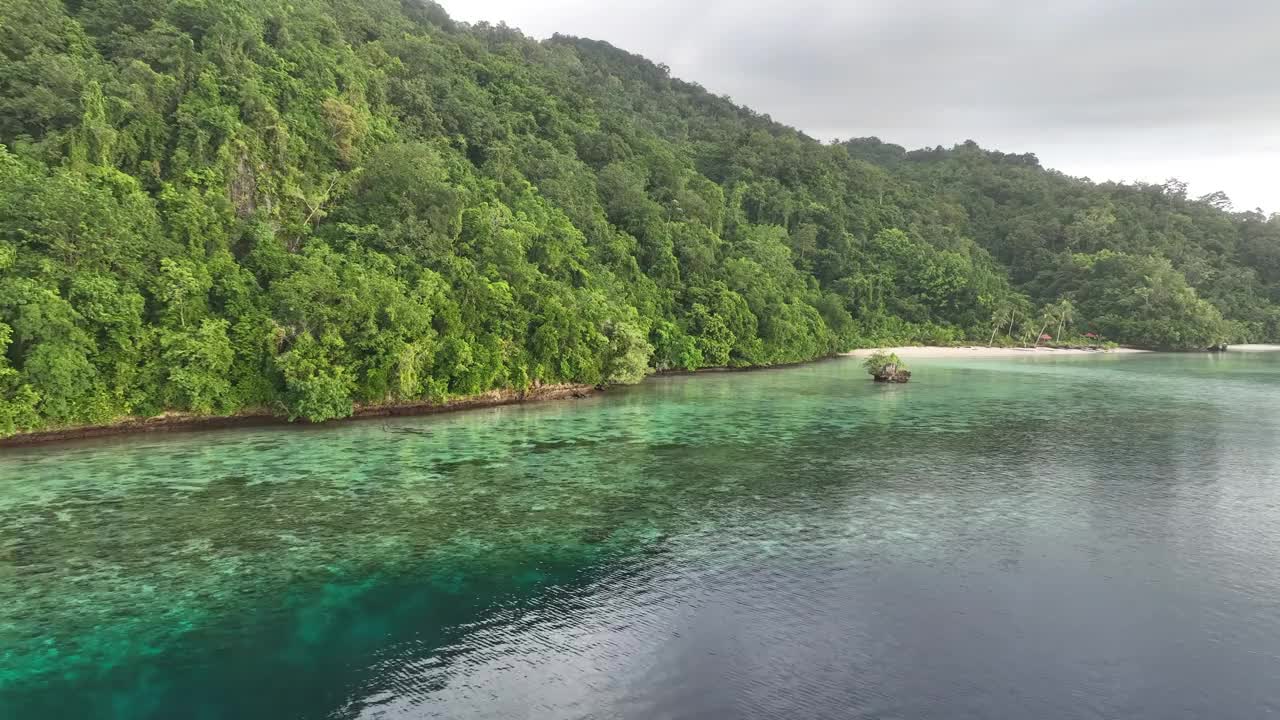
<box><xmin>872</xmin><ymin>363</ymin><xmax>912</xmax><ymax>383</ymax></box>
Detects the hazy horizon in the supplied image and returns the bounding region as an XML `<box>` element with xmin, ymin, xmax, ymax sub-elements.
<box><xmin>445</xmin><ymin>0</ymin><xmax>1279</xmax><ymax>214</ymax></box>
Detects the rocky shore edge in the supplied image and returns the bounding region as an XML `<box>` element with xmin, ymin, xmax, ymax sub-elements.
<box><xmin>0</xmin><ymin>383</ymin><xmax>599</xmax><ymax>448</ymax></box>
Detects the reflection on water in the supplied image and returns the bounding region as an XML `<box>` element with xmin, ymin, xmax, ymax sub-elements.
<box><xmin>3</xmin><ymin>353</ymin><xmax>1280</xmax><ymax>719</ymax></box>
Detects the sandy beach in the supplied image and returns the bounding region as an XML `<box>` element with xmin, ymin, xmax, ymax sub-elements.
<box><xmin>843</xmin><ymin>346</ymin><xmax>1150</xmax><ymax>359</ymax></box>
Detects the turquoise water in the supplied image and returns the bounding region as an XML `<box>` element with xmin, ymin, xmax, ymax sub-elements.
<box><xmin>3</xmin><ymin>353</ymin><xmax>1280</xmax><ymax>718</ymax></box>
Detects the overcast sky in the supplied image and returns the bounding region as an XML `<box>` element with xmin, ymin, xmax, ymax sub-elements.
<box><xmin>444</xmin><ymin>0</ymin><xmax>1279</xmax><ymax>213</ymax></box>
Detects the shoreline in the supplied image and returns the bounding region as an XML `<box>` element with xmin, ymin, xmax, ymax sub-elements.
<box><xmin>0</xmin><ymin>384</ymin><xmax>599</xmax><ymax>449</ymax></box>
<box><xmin>2</xmin><ymin>359</ymin><xmax>839</xmax><ymax>449</ymax></box>
<box><xmin>842</xmin><ymin>345</ymin><xmax>1150</xmax><ymax>359</ymax></box>
<box><xmin>845</xmin><ymin>344</ymin><xmax>1280</xmax><ymax>358</ymax></box>
<box><xmin>8</xmin><ymin>343</ymin><xmax>1280</xmax><ymax>448</ymax></box>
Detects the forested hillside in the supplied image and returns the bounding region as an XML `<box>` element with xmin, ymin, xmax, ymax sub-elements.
<box><xmin>1</xmin><ymin>0</ymin><xmax>1277</xmax><ymax>436</ymax></box>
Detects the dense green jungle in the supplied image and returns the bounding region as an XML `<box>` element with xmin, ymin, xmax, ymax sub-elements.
<box><xmin>3</xmin><ymin>0</ymin><xmax>1278</xmax><ymax>436</ymax></box>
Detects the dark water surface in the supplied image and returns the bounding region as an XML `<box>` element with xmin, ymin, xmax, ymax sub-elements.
<box><xmin>4</xmin><ymin>352</ymin><xmax>1280</xmax><ymax>719</ymax></box>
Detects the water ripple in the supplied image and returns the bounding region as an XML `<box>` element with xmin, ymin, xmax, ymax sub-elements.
<box><xmin>2</xmin><ymin>354</ymin><xmax>1280</xmax><ymax>718</ymax></box>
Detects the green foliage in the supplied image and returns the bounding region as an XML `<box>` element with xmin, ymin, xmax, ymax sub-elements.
<box><xmin>0</xmin><ymin>322</ymin><xmax>40</xmax><ymax>435</ymax></box>
<box><xmin>0</xmin><ymin>2</ymin><xmax>1274</xmax><ymax>437</ymax></box>
<box><xmin>160</xmin><ymin>319</ymin><xmax>235</xmax><ymax>414</ymax></box>
<box><xmin>602</xmin><ymin>319</ymin><xmax>654</xmax><ymax>385</ymax></box>
<box><xmin>276</xmin><ymin>332</ymin><xmax>355</xmax><ymax>423</ymax></box>
<box><xmin>863</xmin><ymin>352</ymin><xmax>906</xmax><ymax>376</ymax></box>
<box><xmin>844</xmin><ymin>139</ymin><xmax>1279</xmax><ymax>347</ymax></box>
<box><xmin>1064</xmin><ymin>252</ymin><xmax>1230</xmax><ymax>350</ymax></box>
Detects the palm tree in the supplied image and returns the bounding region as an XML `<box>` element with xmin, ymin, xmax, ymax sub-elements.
<box><xmin>1032</xmin><ymin>300</ymin><xmax>1076</xmax><ymax>347</ymax></box>
<box><xmin>1055</xmin><ymin>300</ymin><xmax>1075</xmax><ymax>343</ymax></box>
<box><xmin>988</xmin><ymin>303</ymin><xmax>1013</xmax><ymax>346</ymax></box>
<box><xmin>1032</xmin><ymin>304</ymin><xmax>1057</xmax><ymax>347</ymax></box>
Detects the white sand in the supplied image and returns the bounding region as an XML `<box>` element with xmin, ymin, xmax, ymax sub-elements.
<box><xmin>842</xmin><ymin>346</ymin><xmax>1149</xmax><ymax>359</ymax></box>
<box><xmin>1225</xmin><ymin>344</ymin><xmax>1280</xmax><ymax>352</ymax></box>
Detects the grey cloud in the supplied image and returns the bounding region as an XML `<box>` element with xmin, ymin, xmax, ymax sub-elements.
<box><xmin>445</xmin><ymin>0</ymin><xmax>1280</xmax><ymax>210</ymax></box>
<box><xmin>703</xmin><ymin>0</ymin><xmax>1280</xmax><ymax>131</ymax></box>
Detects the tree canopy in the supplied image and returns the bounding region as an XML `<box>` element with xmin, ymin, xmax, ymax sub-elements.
<box><xmin>1</xmin><ymin>0</ymin><xmax>1275</xmax><ymax>436</ymax></box>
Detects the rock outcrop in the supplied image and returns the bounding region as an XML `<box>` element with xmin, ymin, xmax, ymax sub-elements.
<box><xmin>872</xmin><ymin>364</ymin><xmax>912</xmax><ymax>383</ymax></box>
